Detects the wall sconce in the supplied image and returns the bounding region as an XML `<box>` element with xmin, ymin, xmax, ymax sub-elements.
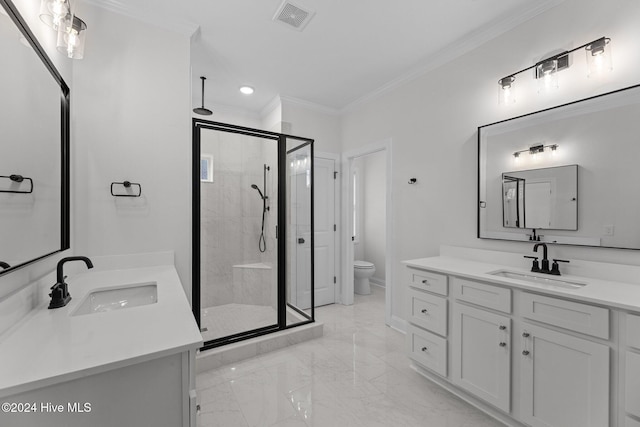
<box><xmin>513</xmin><ymin>143</ymin><xmax>558</xmax><ymax>161</ymax></box>
<box><xmin>586</xmin><ymin>37</ymin><xmax>612</xmax><ymax>78</ymax></box>
<box><xmin>39</xmin><ymin>0</ymin><xmax>87</xmax><ymax>59</ymax></box>
<box><xmin>498</xmin><ymin>36</ymin><xmax>611</xmax><ymax>105</ymax></box>
<box><xmin>56</xmin><ymin>14</ymin><xmax>86</xmax><ymax>59</ymax></box>
<box><xmin>39</xmin><ymin>0</ymin><xmax>70</xmax><ymax>30</ymax></box>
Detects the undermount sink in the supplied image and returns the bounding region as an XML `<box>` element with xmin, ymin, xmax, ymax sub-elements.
<box><xmin>71</xmin><ymin>282</ymin><xmax>158</xmax><ymax>316</ymax></box>
<box><xmin>488</xmin><ymin>270</ymin><xmax>586</xmax><ymax>289</ymax></box>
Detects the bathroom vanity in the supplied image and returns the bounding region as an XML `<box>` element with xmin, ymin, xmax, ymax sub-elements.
<box><xmin>403</xmin><ymin>251</ymin><xmax>640</xmax><ymax>427</ymax></box>
<box><xmin>0</xmin><ymin>264</ymin><xmax>202</xmax><ymax>427</ymax></box>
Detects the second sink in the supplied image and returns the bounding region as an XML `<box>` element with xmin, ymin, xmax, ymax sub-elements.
<box><xmin>71</xmin><ymin>282</ymin><xmax>158</xmax><ymax>316</ymax></box>
<box><xmin>488</xmin><ymin>270</ymin><xmax>586</xmax><ymax>289</ymax></box>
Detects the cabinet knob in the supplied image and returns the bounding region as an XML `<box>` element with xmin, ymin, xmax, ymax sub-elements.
<box><xmin>421</xmin><ymin>279</ymin><xmax>428</xmax><ymax>284</ymax></box>
<box><xmin>499</xmin><ymin>325</ymin><xmax>506</xmax><ymax>330</ymax></box>
<box><xmin>522</xmin><ymin>332</ymin><xmax>530</xmax><ymax>338</ymax></box>
<box><xmin>421</xmin><ymin>309</ymin><xmax>428</xmax><ymax>314</ymax></box>
<box><xmin>522</xmin><ymin>350</ymin><xmax>530</xmax><ymax>356</ymax></box>
<box><xmin>499</xmin><ymin>342</ymin><xmax>507</xmax><ymax>347</ymax></box>
<box><xmin>421</xmin><ymin>347</ymin><xmax>428</xmax><ymax>352</ymax></box>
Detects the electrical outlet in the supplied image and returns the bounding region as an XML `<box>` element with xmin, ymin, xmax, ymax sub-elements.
<box><xmin>603</xmin><ymin>225</ymin><xmax>615</xmax><ymax>236</ymax></box>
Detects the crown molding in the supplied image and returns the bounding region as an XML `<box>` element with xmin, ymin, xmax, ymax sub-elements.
<box><xmin>340</xmin><ymin>0</ymin><xmax>565</xmax><ymax>114</ymax></box>
<box><xmin>84</xmin><ymin>0</ymin><xmax>200</xmax><ymax>36</ymax></box>
<box><xmin>259</xmin><ymin>95</ymin><xmax>282</xmax><ymax>118</ymax></box>
<box><xmin>279</xmin><ymin>95</ymin><xmax>341</xmax><ymax>116</ymax></box>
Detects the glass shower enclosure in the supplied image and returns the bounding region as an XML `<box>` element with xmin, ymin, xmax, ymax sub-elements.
<box><xmin>192</xmin><ymin>119</ymin><xmax>314</xmax><ymax>350</ymax></box>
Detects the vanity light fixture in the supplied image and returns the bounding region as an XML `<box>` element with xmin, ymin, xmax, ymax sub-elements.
<box><xmin>586</xmin><ymin>37</ymin><xmax>612</xmax><ymax>78</ymax></box>
<box><xmin>239</xmin><ymin>86</ymin><xmax>255</xmax><ymax>95</ymax></box>
<box><xmin>513</xmin><ymin>144</ymin><xmax>559</xmax><ymax>160</ymax></box>
<box><xmin>39</xmin><ymin>0</ymin><xmax>88</xmax><ymax>59</ymax></box>
<box><xmin>56</xmin><ymin>14</ymin><xmax>87</xmax><ymax>59</ymax></box>
<box><xmin>498</xmin><ymin>36</ymin><xmax>611</xmax><ymax>105</ymax></box>
<box><xmin>39</xmin><ymin>0</ymin><xmax>70</xmax><ymax>30</ymax></box>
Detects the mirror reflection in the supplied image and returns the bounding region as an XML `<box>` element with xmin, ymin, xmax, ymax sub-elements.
<box><xmin>479</xmin><ymin>84</ymin><xmax>640</xmax><ymax>249</ymax></box>
<box><xmin>0</xmin><ymin>1</ymin><xmax>69</xmax><ymax>274</ymax></box>
<box><xmin>502</xmin><ymin>165</ymin><xmax>577</xmax><ymax>230</ymax></box>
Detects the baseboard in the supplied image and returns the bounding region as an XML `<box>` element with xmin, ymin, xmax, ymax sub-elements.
<box><xmin>389</xmin><ymin>315</ymin><xmax>407</xmax><ymax>334</ymax></box>
<box><xmin>370</xmin><ymin>277</ymin><xmax>385</xmax><ymax>287</ymax></box>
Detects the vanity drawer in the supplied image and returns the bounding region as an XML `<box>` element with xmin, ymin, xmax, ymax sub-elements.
<box><xmin>627</xmin><ymin>313</ymin><xmax>640</xmax><ymax>349</ymax></box>
<box><xmin>406</xmin><ymin>268</ymin><xmax>448</xmax><ymax>296</ymax></box>
<box><xmin>452</xmin><ymin>277</ymin><xmax>511</xmax><ymax>313</ymax></box>
<box><xmin>521</xmin><ymin>293</ymin><xmax>609</xmax><ymax>339</ymax></box>
<box><xmin>626</xmin><ymin>351</ymin><xmax>640</xmax><ymax>418</ymax></box>
<box><xmin>407</xmin><ymin>324</ymin><xmax>447</xmax><ymax>377</ymax></box>
<box><xmin>408</xmin><ymin>288</ymin><xmax>447</xmax><ymax>336</ymax></box>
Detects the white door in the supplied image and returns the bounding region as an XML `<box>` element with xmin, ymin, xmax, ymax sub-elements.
<box><xmin>452</xmin><ymin>303</ymin><xmax>511</xmax><ymax>412</ymax></box>
<box><xmin>525</xmin><ymin>181</ymin><xmax>552</xmax><ymax>228</ymax></box>
<box><xmin>520</xmin><ymin>323</ymin><xmax>610</xmax><ymax>427</ymax></box>
<box><xmin>313</xmin><ymin>157</ymin><xmax>336</xmax><ymax>307</ymax></box>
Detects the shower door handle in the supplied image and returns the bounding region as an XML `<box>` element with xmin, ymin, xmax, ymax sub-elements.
<box><xmin>298</xmin><ymin>238</ymin><xmax>305</xmax><ymax>244</ymax></box>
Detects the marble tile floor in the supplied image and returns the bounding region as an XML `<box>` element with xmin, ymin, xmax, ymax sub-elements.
<box><xmin>196</xmin><ymin>285</ymin><xmax>503</xmax><ymax>427</ymax></box>
<box><xmin>201</xmin><ymin>304</ymin><xmax>301</xmax><ymax>342</ymax></box>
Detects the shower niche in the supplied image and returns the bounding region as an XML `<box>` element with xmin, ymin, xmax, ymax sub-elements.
<box><xmin>192</xmin><ymin>119</ymin><xmax>314</xmax><ymax>349</ymax></box>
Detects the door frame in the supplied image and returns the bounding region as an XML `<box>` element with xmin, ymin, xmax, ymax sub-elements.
<box><xmin>341</xmin><ymin>139</ymin><xmax>395</xmax><ymax>328</ymax></box>
<box><xmin>315</xmin><ymin>151</ymin><xmax>340</xmax><ymax>305</ymax></box>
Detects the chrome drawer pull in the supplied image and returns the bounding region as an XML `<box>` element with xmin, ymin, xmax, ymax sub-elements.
<box><xmin>421</xmin><ymin>279</ymin><xmax>428</xmax><ymax>284</ymax></box>
<box><xmin>421</xmin><ymin>347</ymin><xmax>428</xmax><ymax>352</ymax></box>
<box><xmin>499</xmin><ymin>325</ymin><xmax>506</xmax><ymax>330</ymax></box>
<box><xmin>522</xmin><ymin>332</ymin><xmax>530</xmax><ymax>338</ymax></box>
<box><xmin>499</xmin><ymin>342</ymin><xmax>507</xmax><ymax>347</ymax></box>
<box><xmin>522</xmin><ymin>350</ymin><xmax>530</xmax><ymax>356</ymax></box>
<box><xmin>421</xmin><ymin>309</ymin><xmax>428</xmax><ymax>314</ymax></box>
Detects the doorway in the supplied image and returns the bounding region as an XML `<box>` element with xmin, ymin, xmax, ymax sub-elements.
<box><xmin>342</xmin><ymin>139</ymin><xmax>395</xmax><ymax>328</ymax></box>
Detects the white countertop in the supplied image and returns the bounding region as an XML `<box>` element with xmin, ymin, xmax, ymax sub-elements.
<box><xmin>0</xmin><ymin>265</ymin><xmax>203</xmax><ymax>398</ymax></box>
<box><xmin>403</xmin><ymin>256</ymin><xmax>640</xmax><ymax>313</ymax></box>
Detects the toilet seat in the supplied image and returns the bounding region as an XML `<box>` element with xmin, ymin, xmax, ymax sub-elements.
<box><xmin>354</xmin><ymin>260</ymin><xmax>374</xmax><ymax>269</ymax></box>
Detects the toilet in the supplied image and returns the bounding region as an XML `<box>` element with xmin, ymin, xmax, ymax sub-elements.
<box><xmin>354</xmin><ymin>260</ymin><xmax>376</xmax><ymax>295</ymax></box>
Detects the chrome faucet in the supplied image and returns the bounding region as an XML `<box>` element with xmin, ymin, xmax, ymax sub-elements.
<box><xmin>533</xmin><ymin>243</ymin><xmax>550</xmax><ymax>273</ymax></box>
<box><xmin>49</xmin><ymin>256</ymin><xmax>94</xmax><ymax>309</ymax></box>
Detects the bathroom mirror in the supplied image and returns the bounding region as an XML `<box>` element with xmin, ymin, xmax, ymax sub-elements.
<box><xmin>502</xmin><ymin>165</ymin><xmax>577</xmax><ymax>230</ymax></box>
<box><xmin>0</xmin><ymin>0</ymin><xmax>70</xmax><ymax>275</ymax></box>
<box><xmin>479</xmin><ymin>83</ymin><xmax>640</xmax><ymax>249</ymax></box>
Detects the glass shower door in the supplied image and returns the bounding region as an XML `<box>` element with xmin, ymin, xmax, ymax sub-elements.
<box><xmin>195</xmin><ymin>122</ymin><xmax>280</xmax><ymax>345</ymax></box>
<box><xmin>285</xmin><ymin>137</ymin><xmax>314</xmax><ymax>325</ymax></box>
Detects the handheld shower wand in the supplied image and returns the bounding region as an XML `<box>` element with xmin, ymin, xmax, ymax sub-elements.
<box><xmin>251</xmin><ymin>183</ymin><xmax>268</xmax><ymax>252</ymax></box>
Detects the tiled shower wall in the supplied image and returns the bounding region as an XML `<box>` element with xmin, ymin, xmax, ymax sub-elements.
<box><xmin>200</xmin><ymin>130</ymin><xmax>277</xmax><ymax>309</ymax></box>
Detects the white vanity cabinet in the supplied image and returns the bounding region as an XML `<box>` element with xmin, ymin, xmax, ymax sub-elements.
<box><xmin>403</xmin><ymin>260</ymin><xmax>622</xmax><ymax>427</ymax></box>
<box><xmin>520</xmin><ymin>323</ymin><xmax>609</xmax><ymax>427</ymax></box>
<box><xmin>451</xmin><ymin>302</ymin><xmax>511</xmax><ymax>412</ymax></box>
<box><xmin>624</xmin><ymin>313</ymin><xmax>640</xmax><ymax>424</ymax></box>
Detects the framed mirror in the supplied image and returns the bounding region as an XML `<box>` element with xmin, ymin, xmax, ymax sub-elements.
<box><xmin>478</xmin><ymin>83</ymin><xmax>640</xmax><ymax>249</ymax></box>
<box><xmin>0</xmin><ymin>0</ymin><xmax>70</xmax><ymax>275</ymax></box>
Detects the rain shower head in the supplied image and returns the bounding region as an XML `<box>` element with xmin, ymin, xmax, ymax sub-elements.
<box><xmin>251</xmin><ymin>184</ymin><xmax>265</xmax><ymax>200</ymax></box>
<box><xmin>193</xmin><ymin>76</ymin><xmax>213</xmax><ymax>116</ymax></box>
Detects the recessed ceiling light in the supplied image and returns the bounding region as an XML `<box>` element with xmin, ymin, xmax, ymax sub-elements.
<box><xmin>239</xmin><ymin>86</ymin><xmax>254</xmax><ymax>95</ymax></box>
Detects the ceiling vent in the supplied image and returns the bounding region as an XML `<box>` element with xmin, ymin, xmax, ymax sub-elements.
<box><xmin>273</xmin><ymin>1</ymin><xmax>315</xmax><ymax>31</ymax></box>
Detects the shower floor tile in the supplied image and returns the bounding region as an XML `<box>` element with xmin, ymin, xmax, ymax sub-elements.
<box><xmin>196</xmin><ymin>286</ymin><xmax>503</xmax><ymax>427</ymax></box>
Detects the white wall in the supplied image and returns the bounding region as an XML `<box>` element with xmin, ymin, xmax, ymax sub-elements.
<box><xmin>72</xmin><ymin>5</ymin><xmax>193</xmax><ymax>294</ymax></box>
<box><xmin>281</xmin><ymin>99</ymin><xmax>341</xmax><ymax>153</ymax></box>
<box><xmin>362</xmin><ymin>151</ymin><xmax>386</xmax><ymax>284</ymax></box>
<box><xmin>341</xmin><ymin>0</ymin><xmax>640</xmax><ymax>323</ymax></box>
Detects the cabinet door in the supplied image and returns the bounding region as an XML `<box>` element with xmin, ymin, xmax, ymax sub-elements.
<box><xmin>520</xmin><ymin>323</ymin><xmax>609</xmax><ymax>427</ymax></box>
<box><xmin>452</xmin><ymin>303</ymin><xmax>511</xmax><ymax>412</ymax></box>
